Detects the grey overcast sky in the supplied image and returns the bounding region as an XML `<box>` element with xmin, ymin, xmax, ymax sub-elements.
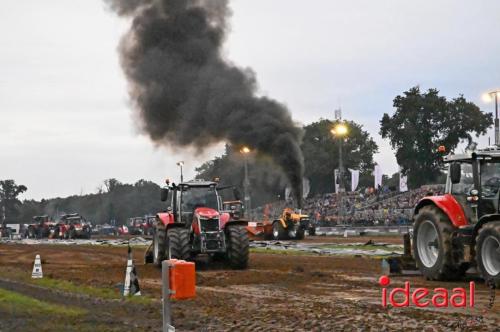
<box><xmin>1</xmin><ymin>0</ymin><xmax>500</xmax><ymax>200</ymax></box>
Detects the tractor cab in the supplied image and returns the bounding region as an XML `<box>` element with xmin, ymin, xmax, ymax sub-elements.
<box><xmin>413</xmin><ymin>146</ymin><xmax>500</xmax><ymax>285</ymax></box>
<box><xmin>444</xmin><ymin>147</ymin><xmax>500</xmax><ymax>223</ymax></box>
<box><xmin>161</xmin><ymin>180</ymin><xmax>221</xmax><ymax>226</ymax></box>
<box><xmin>33</xmin><ymin>215</ymin><xmax>50</xmax><ymax>226</ymax></box>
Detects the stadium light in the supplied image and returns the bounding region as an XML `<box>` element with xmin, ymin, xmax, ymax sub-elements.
<box><xmin>240</xmin><ymin>146</ymin><xmax>251</xmax><ymax>154</ymax></box>
<box><xmin>483</xmin><ymin>93</ymin><xmax>493</xmax><ymax>103</ymax></box>
<box><xmin>331</xmin><ymin>123</ymin><xmax>348</xmax><ymax>137</ymax></box>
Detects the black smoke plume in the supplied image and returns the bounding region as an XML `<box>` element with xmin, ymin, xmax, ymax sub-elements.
<box><xmin>105</xmin><ymin>0</ymin><xmax>304</xmax><ymax>206</ymax></box>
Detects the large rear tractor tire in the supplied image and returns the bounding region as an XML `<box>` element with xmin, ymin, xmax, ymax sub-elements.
<box><xmin>272</xmin><ymin>221</ymin><xmax>287</xmax><ymax>240</ymax></box>
<box><xmin>226</xmin><ymin>226</ymin><xmax>249</xmax><ymax>269</ymax></box>
<box><xmin>476</xmin><ymin>221</ymin><xmax>500</xmax><ymax>287</ymax></box>
<box><xmin>28</xmin><ymin>227</ymin><xmax>36</xmax><ymax>239</ymax></box>
<box><xmin>153</xmin><ymin>227</ymin><xmax>167</xmax><ymax>267</ymax></box>
<box><xmin>167</xmin><ymin>228</ymin><xmax>191</xmax><ymax>261</ymax></box>
<box><xmin>413</xmin><ymin>205</ymin><xmax>466</xmax><ymax>281</ymax></box>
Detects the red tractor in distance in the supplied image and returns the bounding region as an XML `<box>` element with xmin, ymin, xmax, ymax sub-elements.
<box><xmin>413</xmin><ymin>147</ymin><xmax>500</xmax><ymax>286</ymax></box>
<box><xmin>25</xmin><ymin>215</ymin><xmax>57</xmax><ymax>239</ymax></box>
<box><xmin>56</xmin><ymin>213</ymin><xmax>92</xmax><ymax>239</ymax></box>
<box><xmin>146</xmin><ymin>180</ymin><xmax>249</xmax><ymax>269</ymax></box>
<box><xmin>128</xmin><ymin>216</ymin><xmax>155</xmax><ymax>236</ymax></box>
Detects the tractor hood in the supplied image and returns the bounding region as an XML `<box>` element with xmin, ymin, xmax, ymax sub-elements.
<box><xmin>194</xmin><ymin>207</ymin><xmax>220</xmax><ymax>219</ymax></box>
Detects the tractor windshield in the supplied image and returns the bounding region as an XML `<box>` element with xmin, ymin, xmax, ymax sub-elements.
<box><xmin>481</xmin><ymin>162</ymin><xmax>500</xmax><ymax>197</ymax></box>
<box><xmin>181</xmin><ymin>187</ymin><xmax>219</xmax><ymax>212</ymax></box>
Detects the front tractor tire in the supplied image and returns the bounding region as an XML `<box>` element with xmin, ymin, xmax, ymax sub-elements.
<box><xmin>272</xmin><ymin>221</ymin><xmax>287</xmax><ymax>240</ymax></box>
<box><xmin>153</xmin><ymin>227</ymin><xmax>167</xmax><ymax>267</ymax></box>
<box><xmin>28</xmin><ymin>227</ymin><xmax>36</xmax><ymax>239</ymax></box>
<box><xmin>295</xmin><ymin>228</ymin><xmax>305</xmax><ymax>240</ymax></box>
<box><xmin>476</xmin><ymin>221</ymin><xmax>500</xmax><ymax>287</ymax></box>
<box><xmin>167</xmin><ymin>228</ymin><xmax>191</xmax><ymax>261</ymax></box>
<box><xmin>226</xmin><ymin>226</ymin><xmax>249</xmax><ymax>269</ymax></box>
<box><xmin>413</xmin><ymin>205</ymin><xmax>466</xmax><ymax>281</ymax></box>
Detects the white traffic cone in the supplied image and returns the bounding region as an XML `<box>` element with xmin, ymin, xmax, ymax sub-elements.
<box><xmin>123</xmin><ymin>245</ymin><xmax>141</xmax><ymax>296</ymax></box>
<box><xmin>32</xmin><ymin>254</ymin><xmax>43</xmax><ymax>279</ymax></box>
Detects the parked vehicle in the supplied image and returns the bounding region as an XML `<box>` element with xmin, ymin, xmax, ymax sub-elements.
<box><xmin>56</xmin><ymin>214</ymin><xmax>92</xmax><ymax>239</ymax></box>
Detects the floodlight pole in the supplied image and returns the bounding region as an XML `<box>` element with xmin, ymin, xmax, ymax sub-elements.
<box><xmin>495</xmin><ymin>92</ymin><xmax>499</xmax><ymax>146</ymax></box>
<box><xmin>334</xmin><ymin>109</ymin><xmax>346</xmax><ymax>225</ymax></box>
<box><xmin>243</xmin><ymin>155</ymin><xmax>251</xmax><ymax>220</ymax></box>
<box><xmin>338</xmin><ymin>133</ymin><xmax>344</xmax><ymax>224</ymax></box>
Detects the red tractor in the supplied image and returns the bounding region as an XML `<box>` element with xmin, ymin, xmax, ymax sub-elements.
<box><xmin>146</xmin><ymin>180</ymin><xmax>249</xmax><ymax>269</ymax></box>
<box><xmin>56</xmin><ymin>213</ymin><xmax>92</xmax><ymax>239</ymax></box>
<box><xmin>117</xmin><ymin>225</ymin><xmax>129</xmax><ymax>236</ymax></box>
<box><xmin>412</xmin><ymin>147</ymin><xmax>500</xmax><ymax>286</ymax></box>
<box><xmin>25</xmin><ymin>215</ymin><xmax>57</xmax><ymax>239</ymax></box>
<box><xmin>128</xmin><ymin>216</ymin><xmax>155</xmax><ymax>236</ymax></box>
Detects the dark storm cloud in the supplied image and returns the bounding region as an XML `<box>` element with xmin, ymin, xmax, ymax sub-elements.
<box><xmin>105</xmin><ymin>0</ymin><xmax>304</xmax><ymax>205</ymax></box>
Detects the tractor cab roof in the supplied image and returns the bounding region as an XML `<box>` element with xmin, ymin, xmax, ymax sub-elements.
<box><xmin>177</xmin><ymin>180</ymin><xmax>218</xmax><ymax>188</ymax></box>
<box><xmin>60</xmin><ymin>214</ymin><xmax>85</xmax><ymax>222</ymax></box>
<box><xmin>61</xmin><ymin>213</ymin><xmax>80</xmax><ymax>218</ymax></box>
<box><xmin>444</xmin><ymin>146</ymin><xmax>500</xmax><ymax>163</ymax></box>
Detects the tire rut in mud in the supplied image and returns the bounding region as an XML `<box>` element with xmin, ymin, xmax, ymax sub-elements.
<box><xmin>0</xmin><ymin>277</ymin><xmax>161</xmax><ymax>331</ymax></box>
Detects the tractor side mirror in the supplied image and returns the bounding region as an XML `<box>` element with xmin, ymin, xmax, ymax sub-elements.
<box><xmin>160</xmin><ymin>188</ymin><xmax>169</xmax><ymax>202</ymax></box>
<box><xmin>450</xmin><ymin>163</ymin><xmax>461</xmax><ymax>184</ymax></box>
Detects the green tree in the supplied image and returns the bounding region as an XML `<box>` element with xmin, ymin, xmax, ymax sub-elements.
<box><xmin>301</xmin><ymin>119</ymin><xmax>378</xmax><ymax>194</ymax></box>
<box><xmin>0</xmin><ymin>180</ymin><xmax>28</xmax><ymax>223</ymax></box>
<box><xmin>103</xmin><ymin>178</ymin><xmax>123</xmax><ymax>193</ymax></box>
<box><xmin>380</xmin><ymin>86</ymin><xmax>492</xmax><ymax>188</ymax></box>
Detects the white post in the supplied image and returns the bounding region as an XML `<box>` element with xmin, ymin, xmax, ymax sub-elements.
<box><xmin>162</xmin><ymin>261</ymin><xmax>174</xmax><ymax>332</ymax></box>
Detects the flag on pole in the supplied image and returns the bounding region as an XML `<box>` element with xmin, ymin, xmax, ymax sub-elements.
<box><xmin>334</xmin><ymin>169</ymin><xmax>340</xmax><ymax>193</ymax></box>
<box><xmin>374</xmin><ymin>164</ymin><xmax>383</xmax><ymax>189</ymax></box>
<box><xmin>349</xmin><ymin>169</ymin><xmax>359</xmax><ymax>192</ymax></box>
<box><xmin>302</xmin><ymin>178</ymin><xmax>310</xmax><ymax>198</ymax></box>
<box><xmin>399</xmin><ymin>173</ymin><xmax>408</xmax><ymax>192</ymax></box>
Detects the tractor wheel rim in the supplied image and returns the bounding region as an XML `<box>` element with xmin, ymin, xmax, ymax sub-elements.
<box><xmin>417</xmin><ymin>220</ymin><xmax>439</xmax><ymax>268</ymax></box>
<box><xmin>273</xmin><ymin>225</ymin><xmax>279</xmax><ymax>238</ymax></box>
<box><xmin>482</xmin><ymin>235</ymin><xmax>500</xmax><ymax>276</ymax></box>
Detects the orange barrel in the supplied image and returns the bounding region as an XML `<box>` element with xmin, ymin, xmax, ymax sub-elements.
<box><xmin>168</xmin><ymin>260</ymin><xmax>196</xmax><ymax>300</ymax></box>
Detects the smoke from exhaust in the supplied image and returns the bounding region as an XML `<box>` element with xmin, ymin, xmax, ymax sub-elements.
<box><xmin>105</xmin><ymin>0</ymin><xmax>304</xmax><ymax>205</ymax></box>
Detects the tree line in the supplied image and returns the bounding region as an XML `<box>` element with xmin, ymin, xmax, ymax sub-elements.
<box><xmin>1</xmin><ymin>179</ymin><xmax>165</xmax><ymax>225</ymax></box>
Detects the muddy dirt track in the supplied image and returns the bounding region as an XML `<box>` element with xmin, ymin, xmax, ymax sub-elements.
<box><xmin>0</xmin><ymin>236</ymin><xmax>499</xmax><ymax>331</ymax></box>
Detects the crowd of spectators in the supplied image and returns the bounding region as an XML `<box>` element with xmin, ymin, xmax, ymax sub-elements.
<box><xmin>253</xmin><ymin>185</ymin><xmax>444</xmax><ymax>227</ymax></box>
